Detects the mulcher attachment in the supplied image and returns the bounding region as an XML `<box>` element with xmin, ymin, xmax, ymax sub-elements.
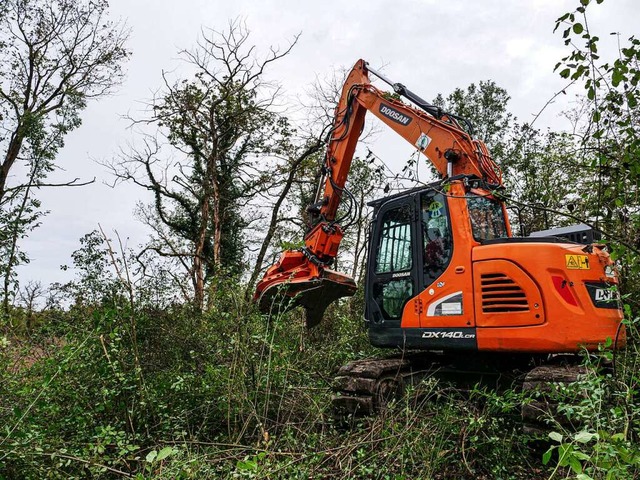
<box><xmin>255</xmin><ymin>250</ymin><xmax>357</xmax><ymax>327</ymax></box>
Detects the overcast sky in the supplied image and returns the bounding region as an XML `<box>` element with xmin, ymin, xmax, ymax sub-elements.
<box><xmin>15</xmin><ymin>0</ymin><xmax>639</xmax><ymax>288</ymax></box>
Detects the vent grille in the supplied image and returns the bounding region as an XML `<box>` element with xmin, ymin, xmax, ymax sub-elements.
<box><xmin>481</xmin><ymin>273</ymin><xmax>529</xmax><ymax>313</ymax></box>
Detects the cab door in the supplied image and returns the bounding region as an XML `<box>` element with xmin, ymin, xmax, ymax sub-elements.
<box><xmin>365</xmin><ymin>196</ymin><xmax>420</xmax><ymax>326</ymax></box>
<box><xmin>417</xmin><ymin>190</ymin><xmax>473</xmax><ymax>328</ymax></box>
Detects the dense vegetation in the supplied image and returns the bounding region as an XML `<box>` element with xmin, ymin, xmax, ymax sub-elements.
<box><xmin>1</xmin><ymin>0</ymin><xmax>639</xmax><ymax>478</ymax></box>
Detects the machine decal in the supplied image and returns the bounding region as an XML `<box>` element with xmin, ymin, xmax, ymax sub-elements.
<box><xmin>391</xmin><ymin>271</ymin><xmax>411</xmax><ymax>278</ymax></box>
<box><xmin>585</xmin><ymin>282</ymin><xmax>620</xmax><ymax>309</ymax></box>
<box><xmin>379</xmin><ymin>104</ymin><xmax>412</xmax><ymax>126</ymax></box>
<box><xmin>427</xmin><ymin>291</ymin><xmax>463</xmax><ymax>316</ymax></box>
<box><xmin>565</xmin><ymin>254</ymin><xmax>590</xmax><ymax>270</ymax></box>
<box><xmin>421</xmin><ymin>330</ymin><xmax>475</xmax><ymax>339</ymax></box>
<box><xmin>416</xmin><ymin>133</ymin><xmax>431</xmax><ymax>150</ymax></box>
<box><xmin>368</xmin><ymin>324</ymin><xmax>477</xmax><ymax>350</ymax></box>
<box><xmin>604</xmin><ymin>265</ymin><xmax>616</xmax><ymax>278</ymax></box>
<box><xmin>427</xmin><ymin>200</ymin><xmax>444</xmax><ymax>217</ymax></box>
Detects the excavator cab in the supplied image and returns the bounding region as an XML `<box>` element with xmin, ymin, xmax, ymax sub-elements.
<box><xmin>364</xmin><ymin>181</ymin><xmax>508</xmax><ymax>349</ymax></box>
<box><xmin>362</xmin><ymin>179</ymin><xmax>624</xmax><ymax>353</ymax></box>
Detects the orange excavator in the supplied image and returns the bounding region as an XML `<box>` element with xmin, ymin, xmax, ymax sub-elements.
<box><xmin>255</xmin><ymin>59</ymin><xmax>626</xmax><ymax>417</ymax></box>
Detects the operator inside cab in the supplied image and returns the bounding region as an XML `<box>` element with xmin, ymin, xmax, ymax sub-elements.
<box><xmin>467</xmin><ymin>193</ymin><xmax>508</xmax><ymax>241</ymax></box>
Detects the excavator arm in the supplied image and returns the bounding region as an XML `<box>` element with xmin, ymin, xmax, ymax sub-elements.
<box><xmin>255</xmin><ymin>59</ymin><xmax>502</xmax><ymax>326</ymax></box>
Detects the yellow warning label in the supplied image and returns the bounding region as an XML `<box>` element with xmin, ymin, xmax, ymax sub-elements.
<box><xmin>565</xmin><ymin>254</ymin><xmax>590</xmax><ymax>270</ymax></box>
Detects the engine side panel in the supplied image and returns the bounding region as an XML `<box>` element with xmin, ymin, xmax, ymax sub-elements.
<box><xmin>473</xmin><ymin>259</ymin><xmax>545</xmax><ymax>327</ymax></box>
<box><xmin>473</xmin><ymin>242</ymin><xmax>625</xmax><ymax>352</ymax></box>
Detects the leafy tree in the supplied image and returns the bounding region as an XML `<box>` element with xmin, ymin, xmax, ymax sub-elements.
<box><xmin>503</xmin><ymin>126</ymin><xmax>584</xmax><ymax>234</ymax></box>
<box><xmin>553</xmin><ymin>0</ymin><xmax>640</xmax><ymax>289</ymax></box>
<box><xmin>0</xmin><ymin>0</ymin><xmax>130</xmax><ymax>314</ymax></box>
<box><xmin>56</xmin><ymin>230</ymin><xmax>124</xmax><ymax>307</ymax></box>
<box><xmin>432</xmin><ymin>79</ymin><xmax>586</xmax><ymax>236</ymax></box>
<box><xmin>433</xmin><ymin>80</ymin><xmax>513</xmax><ymax>162</ymax></box>
<box><xmin>331</xmin><ymin>155</ymin><xmax>385</xmax><ymax>278</ymax></box>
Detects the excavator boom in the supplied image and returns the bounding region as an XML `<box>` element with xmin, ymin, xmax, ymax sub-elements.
<box><xmin>254</xmin><ymin>59</ymin><xmax>502</xmax><ymax>325</ymax></box>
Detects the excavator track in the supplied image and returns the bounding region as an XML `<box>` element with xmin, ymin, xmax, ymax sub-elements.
<box><xmin>521</xmin><ymin>363</ymin><xmax>588</xmax><ymax>434</ymax></box>
<box><xmin>332</xmin><ymin>354</ymin><xmax>593</xmax><ymax>434</ymax></box>
<box><xmin>331</xmin><ymin>353</ymin><xmax>508</xmax><ymax>417</ymax></box>
<box><xmin>332</xmin><ymin>357</ymin><xmax>411</xmax><ymax>416</ymax></box>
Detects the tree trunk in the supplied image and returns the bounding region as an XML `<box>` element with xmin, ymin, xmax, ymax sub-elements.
<box><xmin>193</xmin><ymin>195</ymin><xmax>210</xmax><ymax>310</ymax></box>
<box><xmin>2</xmin><ymin>165</ymin><xmax>36</xmax><ymax>317</ymax></box>
<box><xmin>0</xmin><ymin>131</ymin><xmax>24</xmax><ymax>205</ymax></box>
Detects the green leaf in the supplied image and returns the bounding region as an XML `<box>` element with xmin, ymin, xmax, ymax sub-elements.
<box><xmin>569</xmin><ymin>455</ymin><xmax>583</xmax><ymax>474</ymax></box>
<box><xmin>592</xmin><ymin>110</ymin><xmax>601</xmax><ymax>122</ymax></box>
<box><xmin>612</xmin><ymin>69</ymin><xmax>624</xmax><ymax>87</ymax></box>
<box><xmin>575</xmin><ymin>431</ymin><xmax>597</xmax><ymax>443</ymax></box>
<box><xmin>236</xmin><ymin>458</ymin><xmax>258</xmax><ymax>471</ymax></box>
<box><xmin>156</xmin><ymin>446</ymin><xmax>174</xmax><ymax>461</ymax></box>
<box><xmin>573</xmin><ymin>451</ymin><xmax>591</xmax><ymax>461</ymax></box>
<box><xmin>146</xmin><ymin>450</ymin><xmax>157</xmax><ymax>463</ymax></box>
<box><xmin>580</xmin><ymin>0</ymin><xmax>589</xmax><ymax>5</ymax></box>
<box><xmin>558</xmin><ymin>445</ymin><xmax>571</xmax><ymax>466</ymax></box>
<box><xmin>549</xmin><ymin>431</ymin><xmax>563</xmax><ymax>443</ymax></box>
<box><xmin>543</xmin><ymin>448</ymin><xmax>554</xmax><ymax>465</ymax></box>
<box><xmin>560</xmin><ymin>68</ymin><xmax>571</xmax><ymax>78</ymax></box>
<box><xmin>621</xmin><ymin>47</ymin><xmax>634</xmax><ymax>58</ymax></box>
<box><xmin>573</xmin><ymin>23</ymin><xmax>584</xmax><ymax>34</ymax></box>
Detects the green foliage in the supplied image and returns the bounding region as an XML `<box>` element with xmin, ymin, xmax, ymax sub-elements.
<box><xmin>3</xmin><ymin>3</ymin><xmax>640</xmax><ymax>480</ymax></box>
<box><xmin>538</xmin><ymin>346</ymin><xmax>640</xmax><ymax>478</ymax></box>
<box><xmin>554</xmin><ymin>0</ymin><xmax>640</xmax><ymax>270</ymax></box>
<box><xmin>0</xmin><ymin>275</ymin><xmax>544</xmax><ymax>479</ymax></box>
<box><xmin>55</xmin><ymin>230</ymin><xmax>126</xmax><ymax>307</ymax></box>
<box><xmin>504</xmin><ymin>127</ymin><xmax>583</xmax><ymax>234</ymax></box>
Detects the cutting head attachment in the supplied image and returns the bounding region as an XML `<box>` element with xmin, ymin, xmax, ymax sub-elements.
<box><xmin>257</xmin><ymin>269</ymin><xmax>357</xmax><ymax>328</ymax></box>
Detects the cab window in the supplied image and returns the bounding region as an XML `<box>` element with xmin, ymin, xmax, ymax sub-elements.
<box><xmin>422</xmin><ymin>193</ymin><xmax>453</xmax><ymax>283</ymax></box>
<box><xmin>467</xmin><ymin>194</ymin><xmax>508</xmax><ymax>241</ymax></box>
<box><xmin>375</xmin><ymin>205</ymin><xmax>412</xmax><ymax>273</ymax></box>
<box><xmin>373</xmin><ymin>204</ymin><xmax>414</xmax><ymax>320</ymax></box>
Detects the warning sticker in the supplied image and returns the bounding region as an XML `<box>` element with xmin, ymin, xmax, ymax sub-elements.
<box><xmin>565</xmin><ymin>254</ymin><xmax>590</xmax><ymax>270</ymax></box>
<box><xmin>415</xmin><ymin>133</ymin><xmax>431</xmax><ymax>150</ymax></box>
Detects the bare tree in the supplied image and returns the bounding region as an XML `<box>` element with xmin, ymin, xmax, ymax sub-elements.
<box><xmin>17</xmin><ymin>280</ymin><xmax>44</xmax><ymax>332</ymax></box>
<box><xmin>245</xmin><ymin>68</ymin><xmax>386</xmax><ymax>296</ymax></box>
<box><xmin>245</xmin><ymin>139</ymin><xmax>325</xmax><ymax>295</ymax></box>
